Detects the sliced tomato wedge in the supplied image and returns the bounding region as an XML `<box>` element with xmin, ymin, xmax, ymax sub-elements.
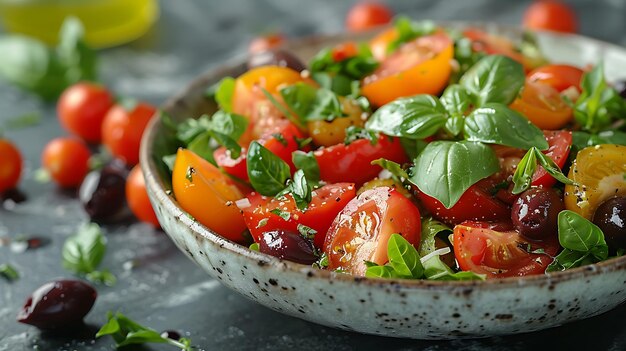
<box><xmin>324</xmin><ymin>187</ymin><xmax>422</xmax><ymax>276</ymax></box>
<box><xmin>361</xmin><ymin>32</ymin><xmax>454</xmax><ymax>107</ymax></box>
<box><xmin>510</xmin><ymin>80</ymin><xmax>573</xmax><ymax>130</ymax></box>
<box><xmin>242</xmin><ymin>183</ymin><xmax>356</xmax><ymax>249</ymax></box>
<box><xmin>314</xmin><ymin>136</ymin><xmax>408</xmax><ymax>187</ymax></box>
<box><xmin>453</xmin><ymin>221</ymin><xmax>559</xmax><ymax>278</ymax></box>
<box><xmin>532</xmin><ymin>130</ymin><xmax>572</xmax><ymax>188</ymax></box>
<box><xmin>527</xmin><ymin>64</ymin><xmax>584</xmax><ymax>93</ymax></box>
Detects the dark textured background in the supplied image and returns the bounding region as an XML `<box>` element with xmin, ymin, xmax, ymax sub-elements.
<box><xmin>1</xmin><ymin>1</ymin><xmax>625</xmax><ymax>350</ymax></box>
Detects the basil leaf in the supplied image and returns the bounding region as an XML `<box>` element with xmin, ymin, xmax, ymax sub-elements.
<box><xmin>309</xmin><ymin>43</ymin><xmax>378</xmax><ymax>80</ymax></box>
<box><xmin>176</xmin><ymin>115</ymin><xmax>212</xmax><ymax>144</ymax></box>
<box><xmin>288</xmin><ymin>170</ymin><xmax>313</xmax><ymax>210</ymax></box>
<box><xmin>557</xmin><ymin>210</ymin><xmax>608</xmax><ymax>261</ymax></box>
<box><xmin>85</xmin><ymin>270</ymin><xmax>117</xmax><ymax>286</ymax></box>
<box><xmin>422</xmin><ymin>255</ymin><xmax>485</xmax><ymax>281</ymax></box>
<box><xmin>365</xmin><ymin>95</ymin><xmax>448</xmax><ymax>139</ymax></box>
<box><xmin>450</xmin><ymin>36</ymin><xmax>485</xmax><ymax>84</ymax></box>
<box><xmin>387</xmin><ymin>234</ymin><xmax>424</xmax><ymax>278</ymax></box>
<box><xmin>409</xmin><ymin>141</ymin><xmax>500</xmax><ymax>208</ymax></box>
<box><xmin>210</xmin><ymin>110</ymin><xmax>248</xmax><ymax>141</ymax></box>
<box><xmin>546</xmin><ymin>249</ymin><xmax>590</xmax><ymax>272</ymax></box>
<box><xmin>297</xmin><ymin>224</ymin><xmax>317</xmax><ymax>240</ymax></box>
<box><xmin>56</xmin><ymin>17</ymin><xmax>97</xmax><ymax>84</ymax></box>
<box><xmin>386</xmin><ymin>17</ymin><xmax>436</xmax><ymax>53</ymax></box>
<box><xmin>311</xmin><ymin>72</ymin><xmax>359</xmax><ymax>97</ymax></box>
<box><xmin>371</xmin><ymin>158</ymin><xmax>408</xmax><ymax>181</ymax></box>
<box><xmin>344</xmin><ymin>126</ymin><xmax>379</xmax><ymax>145</ymax></box>
<box><xmin>281</xmin><ymin>83</ymin><xmax>344</xmax><ymax>122</ymax></box>
<box><xmin>187</xmin><ymin>132</ymin><xmax>216</xmax><ymax>165</ymax></box>
<box><xmin>215</xmin><ymin>77</ymin><xmax>235</xmax><ymax>112</ymax></box>
<box><xmin>209</xmin><ymin>130</ymin><xmax>241</xmax><ymax>159</ymax></box>
<box><xmin>574</xmin><ymin>64</ymin><xmax>626</xmax><ymax>133</ymax></box>
<box><xmin>440</xmin><ymin>84</ymin><xmax>471</xmax><ymax>117</ymax></box>
<box><xmin>399</xmin><ymin>138</ymin><xmax>428</xmax><ymax>160</ymax></box>
<box><xmin>247</xmin><ymin>141</ymin><xmax>291</xmax><ymax>196</ymax></box>
<box><xmin>464</xmin><ymin>103</ymin><xmax>549</xmax><ymax>150</ymax></box>
<box><xmin>419</xmin><ymin>218</ymin><xmax>452</xmax><ymax>257</ymax></box>
<box><xmin>292</xmin><ymin>151</ymin><xmax>320</xmax><ymax>183</ymax></box>
<box><xmin>0</xmin><ymin>263</ymin><xmax>19</xmax><ymax>281</ymax></box>
<box><xmin>269</xmin><ymin>208</ymin><xmax>291</xmax><ymax>221</ymax></box>
<box><xmin>460</xmin><ymin>55</ymin><xmax>525</xmax><ymax>106</ymax></box>
<box><xmin>511</xmin><ymin>148</ymin><xmax>538</xmax><ymax>194</ymax></box>
<box><xmin>534</xmin><ymin>148</ymin><xmax>574</xmax><ymax>186</ymax></box>
<box><xmin>62</xmin><ymin>222</ymin><xmax>106</xmax><ymax>274</ymax></box>
<box><xmin>365</xmin><ymin>265</ymin><xmax>396</xmax><ymax>279</ymax></box>
<box><xmin>260</xmin><ymin>88</ymin><xmax>306</xmax><ymax>130</ymax></box>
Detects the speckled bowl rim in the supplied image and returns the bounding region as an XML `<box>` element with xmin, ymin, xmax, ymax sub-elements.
<box><xmin>140</xmin><ymin>22</ymin><xmax>626</xmax><ymax>292</ymax></box>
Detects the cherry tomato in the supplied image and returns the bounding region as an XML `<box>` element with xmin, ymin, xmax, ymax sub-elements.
<box><xmin>527</xmin><ymin>64</ymin><xmax>584</xmax><ymax>92</ymax></box>
<box><xmin>126</xmin><ymin>164</ymin><xmax>159</xmax><ymax>227</ymax></box>
<box><xmin>172</xmin><ymin>148</ymin><xmax>247</xmax><ymax>243</ymax></box>
<box><xmin>362</xmin><ymin>33</ymin><xmax>454</xmax><ymax>107</ymax></box>
<box><xmin>41</xmin><ymin>137</ymin><xmax>91</xmax><ymax>188</ymax></box>
<box><xmin>307</xmin><ymin>97</ymin><xmax>366</xmax><ymax>147</ymax></box>
<box><xmin>453</xmin><ymin>221</ymin><xmax>560</xmax><ymax>278</ymax></box>
<box><xmin>331</xmin><ymin>42</ymin><xmax>359</xmax><ymax>62</ymax></box>
<box><xmin>0</xmin><ymin>139</ymin><xmax>22</xmax><ymax>193</ymax></box>
<box><xmin>232</xmin><ymin>66</ymin><xmax>309</xmax><ymax>139</ymax></box>
<box><xmin>532</xmin><ymin>130</ymin><xmax>572</xmax><ymax>188</ymax></box>
<box><xmin>523</xmin><ymin>0</ymin><xmax>577</xmax><ymax>34</ymax></box>
<box><xmin>564</xmin><ymin>144</ymin><xmax>626</xmax><ymax>220</ymax></box>
<box><xmin>418</xmin><ymin>181</ymin><xmax>511</xmax><ymax>226</ymax></box>
<box><xmin>248</xmin><ymin>32</ymin><xmax>285</xmax><ymax>54</ymax></box>
<box><xmin>214</xmin><ymin>120</ymin><xmax>305</xmax><ymax>181</ymax></box>
<box><xmin>242</xmin><ymin>183</ymin><xmax>356</xmax><ymax>249</ymax></box>
<box><xmin>324</xmin><ymin>187</ymin><xmax>422</xmax><ymax>276</ymax></box>
<box><xmin>314</xmin><ymin>136</ymin><xmax>408</xmax><ymax>186</ymax></box>
<box><xmin>345</xmin><ymin>1</ymin><xmax>393</xmax><ymax>32</ymax></box>
<box><xmin>510</xmin><ymin>80</ymin><xmax>573</xmax><ymax>130</ymax></box>
<box><xmin>101</xmin><ymin>102</ymin><xmax>156</xmax><ymax>166</ymax></box>
<box><xmin>57</xmin><ymin>82</ymin><xmax>114</xmax><ymax>143</ymax></box>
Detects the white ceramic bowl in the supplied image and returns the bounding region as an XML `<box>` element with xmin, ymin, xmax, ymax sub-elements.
<box><xmin>140</xmin><ymin>23</ymin><xmax>626</xmax><ymax>339</ymax></box>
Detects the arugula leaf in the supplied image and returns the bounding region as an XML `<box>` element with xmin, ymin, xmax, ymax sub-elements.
<box><xmin>418</xmin><ymin>218</ymin><xmax>452</xmax><ymax>257</ymax></box>
<box><xmin>464</xmin><ymin>103</ymin><xmax>549</xmax><ymax>150</ymax></box>
<box><xmin>62</xmin><ymin>222</ymin><xmax>115</xmax><ymax>285</ymax></box>
<box><xmin>371</xmin><ymin>158</ymin><xmax>408</xmax><ymax>181</ymax></box>
<box><xmin>459</xmin><ymin>55</ymin><xmax>525</xmax><ymax>106</ymax></box>
<box><xmin>422</xmin><ymin>255</ymin><xmax>486</xmax><ymax>281</ymax></box>
<box><xmin>386</xmin><ymin>17</ymin><xmax>436</xmax><ymax>53</ymax></box>
<box><xmin>0</xmin><ymin>263</ymin><xmax>19</xmax><ymax>281</ymax></box>
<box><xmin>246</xmin><ymin>141</ymin><xmax>291</xmax><ymax>196</ymax></box>
<box><xmin>215</xmin><ymin>77</ymin><xmax>235</xmax><ymax>112</ymax></box>
<box><xmin>97</xmin><ymin>312</ymin><xmax>194</xmax><ymax>350</ymax></box>
<box><xmin>280</xmin><ymin>83</ymin><xmax>344</xmax><ymax>122</ymax></box>
<box><xmin>511</xmin><ymin>147</ymin><xmax>573</xmax><ymax>194</ymax></box>
<box><xmin>309</xmin><ymin>43</ymin><xmax>378</xmax><ymax>80</ymax></box>
<box><xmin>409</xmin><ymin>141</ymin><xmax>500</xmax><ymax>208</ymax></box>
<box><xmin>387</xmin><ymin>234</ymin><xmax>424</xmax><ymax>278</ymax></box>
<box><xmin>292</xmin><ymin>151</ymin><xmax>320</xmax><ymax>183</ymax></box>
<box><xmin>344</xmin><ymin>126</ymin><xmax>379</xmax><ymax>145</ymax></box>
<box><xmin>365</xmin><ymin>95</ymin><xmax>448</xmax><ymax>139</ymax></box>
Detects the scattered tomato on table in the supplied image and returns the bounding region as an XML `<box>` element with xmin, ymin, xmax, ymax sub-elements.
<box><xmin>41</xmin><ymin>137</ymin><xmax>91</xmax><ymax>188</ymax></box>
<box><xmin>523</xmin><ymin>0</ymin><xmax>578</xmax><ymax>33</ymax></box>
<box><xmin>0</xmin><ymin>138</ymin><xmax>23</xmax><ymax>194</ymax></box>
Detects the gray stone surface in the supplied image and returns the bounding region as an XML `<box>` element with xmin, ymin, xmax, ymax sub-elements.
<box><xmin>1</xmin><ymin>1</ymin><xmax>625</xmax><ymax>350</ymax></box>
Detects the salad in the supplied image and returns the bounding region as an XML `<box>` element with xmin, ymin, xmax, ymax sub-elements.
<box><xmin>161</xmin><ymin>18</ymin><xmax>626</xmax><ymax>281</ymax></box>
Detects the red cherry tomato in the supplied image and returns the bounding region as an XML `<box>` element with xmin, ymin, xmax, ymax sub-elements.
<box><xmin>314</xmin><ymin>136</ymin><xmax>408</xmax><ymax>187</ymax></box>
<box><xmin>331</xmin><ymin>42</ymin><xmax>359</xmax><ymax>62</ymax></box>
<box><xmin>523</xmin><ymin>1</ymin><xmax>578</xmax><ymax>33</ymax></box>
<box><xmin>532</xmin><ymin>130</ymin><xmax>572</xmax><ymax>188</ymax></box>
<box><xmin>248</xmin><ymin>33</ymin><xmax>286</xmax><ymax>54</ymax></box>
<box><xmin>126</xmin><ymin>164</ymin><xmax>160</xmax><ymax>227</ymax></box>
<box><xmin>418</xmin><ymin>181</ymin><xmax>511</xmax><ymax>226</ymax></box>
<box><xmin>101</xmin><ymin>102</ymin><xmax>157</xmax><ymax>166</ymax></box>
<box><xmin>242</xmin><ymin>183</ymin><xmax>356</xmax><ymax>249</ymax></box>
<box><xmin>527</xmin><ymin>64</ymin><xmax>584</xmax><ymax>92</ymax></box>
<box><xmin>0</xmin><ymin>139</ymin><xmax>22</xmax><ymax>193</ymax></box>
<box><xmin>453</xmin><ymin>221</ymin><xmax>560</xmax><ymax>278</ymax></box>
<box><xmin>214</xmin><ymin>120</ymin><xmax>305</xmax><ymax>181</ymax></box>
<box><xmin>57</xmin><ymin>82</ymin><xmax>115</xmax><ymax>143</ymax></box>
<box><xmin>41</xmin><ymin>137</ymin><xmax>91</xmax><ymax>188</ymax></box>
<box><xmin>510</xmin><ymin>80</ymin><xmax>573</xmax><ymax>130</ymax></box>
<box><xmin>324</xmin><ymin>187</ymin><xmax>422</xmax><ymax>276</ymax></box>
<box><xmin>345</xmin><ymin>1</ymin><xmax>393</xmax><ymax>32</ymax></box>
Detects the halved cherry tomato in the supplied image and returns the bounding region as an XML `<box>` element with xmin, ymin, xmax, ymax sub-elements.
<box><xmin>527</xmin><ymin>64</ymin><xmax>584</xmax><ymax>92</ymax></box>
<box><xmin>214</xmin><ymin>120</ymin><xmax>305</xmax><ymax>181</ymax></box>
<box><xmin>523</xmin><ymin>1</ymin><xmax>577</xmax><ymax>34</ymax></box>
<box><xmin>314</xmin><ymin>136</ymin><xmax>408</xmax><ymax>186</ymax></box>
<box><xmin>101</xmin><ymin>102</ymin><xmax>157</xmax><ymax>166</ymax></box>
<box><xmin>242</xmin><ymin>183</ymin><xmax>356</xmax><ymax>249</ymax></box>
<box><xmin>248</xmin><ymin>32</ymin><xmax>285</xmax><ymax>54</ymax></box>
<box><xmin>564</xmin><ymin>144</ymin><xmax>626</xmax><ymax>220</ymax></box>
<box><xmin>172</xmin><ymin>148</ymin><xmax>247</xmax><ymax>243</ymax></box>
<box><xmin>232</xmin><ymin>66</ymin><xmax>309</xmax><ymax>139</ymax></box>
<box><xmin>41</xmin><ymin>137</ymin><xmax>91</xmax><ymax>188</ymax></box>
<box><xmin>345</xmin><ymin>1</ymin><xmax>393</xmax><ymax>32</ymax></box>
<box><xmin>57</xmin><ymin>82</ymin><xmax>114</xmax><ymax>143</ymax></box>
<box><xmin>453</xmin><ymin>221</ymin><xmax>560</xmax><ymax>278</ymax></box>
<box><xmin>126</xmin><ymin>164</ymin><xmax>159</xmax><ymax>227</ymax></box>
<box><xmin>510</xmin><ymin>80</ymin><xmax>573</xmax><ymax>130</ymax></box>
<box><xmin>0</xmin><ymin>139</ymin><xmax>22</xmax><ymax>193</ymax></box>
<box><xmin>324</xmin><ymin>187</ymin><xmax>421</xmax><ymax>276</ymax></box>
<box><xmin>419</xmin><ymin>181</ymin><xmax>511</xmax><ymax>226</ymax></box>
<box><xmin>362</xmin><ymin>33</ymin><xmax>453</xmax><ymax>107</ymax></box>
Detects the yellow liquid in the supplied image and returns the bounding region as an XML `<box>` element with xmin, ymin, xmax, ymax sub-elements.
<box><xmin>0</xmin><ymin>0</ymin><xmax>159</xmax><ymax>48</ymax></box>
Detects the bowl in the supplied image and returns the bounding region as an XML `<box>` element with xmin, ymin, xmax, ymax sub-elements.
<box><xmin>140</xmin><ymin>23</ymin><xmax>626</xmax><ymax>339</ymax></box>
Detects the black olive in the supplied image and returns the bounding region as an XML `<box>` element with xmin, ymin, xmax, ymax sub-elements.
<box><xmin>247</xmin><ymin>49</ymin><xmax>306</xmax><ymax>72</ymax></box>
<box><xmin>79</xmin><ymin>160</ymin><xmax>129</xmax><ymax>222</ymax></box>
<box><xmin>17</xmin><ymin>279</ymin><xmax>97</xmax><ymax>329</ymax></box>
<box><xmin>593</xmin><ymin>196</ymin><xmax>626</xmax><ymax>250</ymax></box>
<box><xmin>258</xmin><ymin>229</ymin><xmax>317</xmax><ymax>264</ymax></box>
<box><xmin>512</xmin><ymin>188</ymin><xmax>564</xmax><ymax>240</ymax></box>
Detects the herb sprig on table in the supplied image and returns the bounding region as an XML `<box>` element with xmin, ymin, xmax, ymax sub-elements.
<box><xmin>62</xmin><ymin>222</ymin><xmax>116</xmax><ymax>286</ymax></box>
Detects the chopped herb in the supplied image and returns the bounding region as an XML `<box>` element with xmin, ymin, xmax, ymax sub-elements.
<box><xmin>313</xmin><ymin>252</ymin><xmax>329</xmax><ymax>269</ymax></box>
<box><xmin>0</xmin><ymin>264</ymin><xmax>19</xmax><ymax>281</ymax></box>
<box><xmin>297</xmin><ymin>224</ymin><xmax>317</xmax><ymax>240</ymax></box>
<box><xmin>272</xmin><ymin>133</ymin><xmax>288</xmax><ymax>147</ymax></box>
<box><xmin>249</xmin><ymin>243</ymin><xmax>260</xmax><ymax>251</ymax></box>
<box><xmin>185</xmin><ymin>166</ymin><xmax>195</xmax><ymax>182</ymax></box>
<box><xmin>256</xmin><ymin>218</ymin><xmax>268</xmax><ymax>229</ymax></box>
<box><xmin>344</xmin><ymin>126</ymin><xmax>379</xmax><ymax>145</ymax></box>
<box><xmin>269</xmin><ymin>208</ymin><xmax>291</xmax><ymax>221</ymax></box>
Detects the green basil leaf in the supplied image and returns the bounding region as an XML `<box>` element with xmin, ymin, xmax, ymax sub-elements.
<box><xmin>418</xmin><ymin>218</ymin><xmax>452</xmax><ymax>257</ymax></box>
<box><xmin>0</xmin><ymin>263</ymin><xmax>19</xmax><ymax>281</ymax></box>
<box><xmin>365</xmin><ymin>95</ymin><xmax>448</xmax><ymax>139</ymax></box>
<box><xmin>459</xmin><ymin>55</ymin><xmax>525</xmax><ymax>106</ymax></box>
<box><xmin>546</xmin><ymin>249</ymin><xmax>590</xmax><ymax>272</ymax></box>
<box><xmin>464</xmin><ymin>103</ymin><xmax>549</xmax><ymax>150</ymax></box>
<box><xmin>344</xmin><ymin>126</ymin><xmax>379</xmax><ymax>145</ymax></box>
<box><xmin>96</xmin><ymin>312</ymin><xmax>121</xmax><ymax>338</ymax></box>
<box><xmin>399</xmin><ymin>138</ymin><xmax>428</xmax><ymax>160</ymax></box>
<box><xmin>444</xmin><ymin>114</ymin><xmax>464</xmax><ymax>137</ymax></box>
<box><xmin>422</xmin><ymin>255</ymin><xmax>485</xmax><ymax>281</ymax></box>
<box><xmin>365</xmin><ymin>264</ymin><xmax>396</xmax><ymax>279</ymax></box>
<box><xmin>269</xmin><ymin>208</ymin><xmax>291</xmax><ymax>221</ymax></box>
<box><xmin>440</xmin><ymin>84</ymin><xmax>471</xmax><ymax>116</ymax></box>
<box><xmin>176</xmin><ymin>115</ymin><xmax>212</xmax><ymax>144</ymax></box>
<box><xmin>386</xmin><ymin>17</ymin><xmax>436</xmax><ymax>53</ymax></box>
<box><xmin>409</xmin><ymin>141</ymin><xmax>500</xmax><ymax>208</ymax></box>
<box><xmin>281</xmin><ymin>83</ymin><xmax>344</xmax><ymax>122</ymax></box>
<box><xmin>56</xmin><ymin>17</ymin><xmax>97</xmax><ymax>84</ymax></box>
<box><xmin>85</xmin><ymin>270</ymin><xmax>117</xmax><ymax>286</ymax></box>
<box><xmin>247</xmin><ymin>141</ymin><xmax>291</xmax><ymax>196</ymax></box>
<box><xmin>450</xmin><ymin>36</ymin><xmax>485</xmax><ymax>84</ymax></box>
<box><xmin>387</xmin><ymin>233</ymin><xmax>424</xmax><ymax>278</ymax></box>
<box><xmin>511</xmin><ymin>147</ymin><xmax>538</xmax><ymax>194</ymax></box>
<box><xmin>534</xmin><ymin>148</ymin><xmax>574</xmax><ymax>185</ymax></box>
<box><xmin>288</xmin><ymin>170</ymin><xmax>313</xmax><ymax>210</ymax></box>
<box><xmin>210</xmin><ymin>110</ymin><xmax>248</xmax><ymax>141</ymax></box>
<box><xmin>215</xmin><ymin>77</ymin><xmax>236</xmax><ymax>112</ymax></box>
<box><xmin>62</xmin><ymin>222</ymin><xmax>106</xmax><ymax>274</ymax></box>
<box><xmin>292</xmin><ymin>151</ymin><xmax>320</xmax><ymax>183</ymax></box>
<box><xmin>311</xmin><ymin>72</ymin><xmax>359</xmax><ymax>97</ymax></box>
<box><xmin>309</xmin><ymin>43</ymin><xmax>378</xmax><ymax>80</ymax></box>
<box><xmin>187</xmin><ymin>132</ymin><xmax>216</xmax><ymax>165</ymax></box>
<box><xmin>209</xmin><ymin>130</ymin><xmax>241</xmax><ymax>159</ymax></box>
<box><xmin>558</xmin><ymin>210</ymin><xmax>608</xmax><ymax>261</ymax></box>
<box><xmin>297</xmin><ymin>224</ymin><xmax>317</xmax><ymax>240</ymax></box>
<box><xmin>260</xmin><ymin>88</ymin><xmax>306</xmax><ymax>130</ymax></box>
<box><xmin>371</xmin><ymin>158</ymin><xmax>408</xmax><ymax>181</ymax></box>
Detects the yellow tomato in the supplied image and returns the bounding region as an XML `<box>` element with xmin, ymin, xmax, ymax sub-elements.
<box><xmin>307</xmin><ymin>98</ymin><xmax>367</xmax><ymax>147</ymax></box>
